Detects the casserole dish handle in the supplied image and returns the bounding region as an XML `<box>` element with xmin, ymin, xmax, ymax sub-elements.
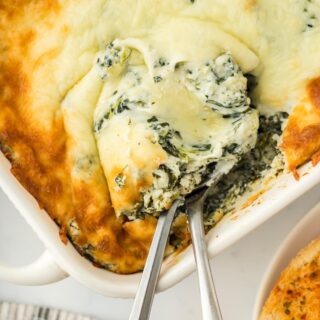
<box><xmin>0</xmin><ymin>154</ymin><xmax>68</xmax><ymax>285</ymax></box>
<box><xmin>0</xmin><ymin>250</ymin><xmax>68</xmax><ymax>285</ymax></box>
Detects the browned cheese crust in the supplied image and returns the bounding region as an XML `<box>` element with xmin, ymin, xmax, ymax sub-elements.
<box><xmin>281</xmin><ymin>78</ymin><xmax>320</xmax><ymax>179</ymax></box>
<box><xmin>0</xmin><ymin>1</ymin><xmax>319</xmax><ymax>274</ymax></box>
<box><xmin>0</xmin><ymin>1</ymin><xmax>190</xmax><ymax>274</ymax></box>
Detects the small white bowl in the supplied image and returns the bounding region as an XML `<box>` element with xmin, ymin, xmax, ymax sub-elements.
<box><xmin>252</xmin><ymin>202</ymin><xmax>320</xmax><ymax>320</ymax></box>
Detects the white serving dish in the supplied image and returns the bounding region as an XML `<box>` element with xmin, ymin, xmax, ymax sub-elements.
<box><xmin>252</xmin><ymin>200</ymin><xmax>320</xmax><ymax>320</ymax></box>
<box><xmin>0</xmin><ymin>152</ymin><xmax>319</xmax><ymax>298</ymax></box>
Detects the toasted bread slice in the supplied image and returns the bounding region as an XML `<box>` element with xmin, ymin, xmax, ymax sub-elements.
<box><xmin>260</xmin><ymin>238</ymin><xmax>320</xmax><ymax>319</ymax></box>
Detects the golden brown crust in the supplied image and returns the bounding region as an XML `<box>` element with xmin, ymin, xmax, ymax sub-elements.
<box><xmin>0</xmin><ymin>2</ymin><xmax>71</xmax><ymax>224</ymax></box>
<box><xmin>308</xmin><ymin>78</ymin><xmax>320</xmax><ymax>112</ymax></box>
<box><xmin>1</xmin><ymin>1</ymin><xmax>320</xmax><ymax>275</ymax></box>
<box><xmin>281</xmin><ymin>78</ymin><xmax>320</xmax><ymax>178</ymax></box>
<box><xmin>0</xmin><ymin>0</ymin><xmax>155</xmax><ymax>274</ymax></box>
<box><xmin>260</xmin><ymin>238</ymin><xmax>320</xmax><ymax>320</ymax></box>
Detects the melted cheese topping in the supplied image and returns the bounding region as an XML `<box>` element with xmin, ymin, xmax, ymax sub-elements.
<box><xmin>93</xmin><ymin>46</ymin><xmax>258</xmax><ymax>217</ymax></box>
<box><xmin>0</xmin><ymin>0</ymin><xmax>320</xmax><ymax>273</ymax></box>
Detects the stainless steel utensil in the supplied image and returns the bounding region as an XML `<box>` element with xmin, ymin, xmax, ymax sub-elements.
<box><xmin>129</xmin><ymin>199</ymin><xmax>182</xmax><ymax>320</ymax></box>
<box><xmin>182</xmin><ymin>161</ymin><xmax>233</xmax><ymax>320</ymax></box>
<box><xmin>187</xmin><ymin>187</ymin><xmax>223</xmax><ymax>320</ymax></box>
<box><xmin>129</xmin><ymin>161</ymin><xmax>234</xmax><ymax>319</ymax></box>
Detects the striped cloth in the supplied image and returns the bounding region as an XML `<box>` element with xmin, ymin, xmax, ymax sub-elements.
<box><xmin>0</xmin><ymin>302</ymin><xmax>95</xmax><ymax>320</ymax></box>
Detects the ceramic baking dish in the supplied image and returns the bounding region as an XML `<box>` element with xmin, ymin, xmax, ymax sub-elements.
<box><xmin>0</xmin><ymin>152</ymin><xmax>319</xmax><ymax>298</ymax></box>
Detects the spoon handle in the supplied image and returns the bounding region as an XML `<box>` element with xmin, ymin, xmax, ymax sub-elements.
<box><xmin>187</xmin><ymin>200</ymin><xmax>223</xmax><ymax>320</ymax></box>
<box><xmin>129</xmin><ymin>199</ymin><xmax>181</xmax><ymax>320</ymax></box>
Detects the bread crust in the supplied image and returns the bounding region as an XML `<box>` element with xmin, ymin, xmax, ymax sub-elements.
<box><xmin>260</xmin><ymin>238</ymin><xmax>320</xmax><ymax>320</ymax></box>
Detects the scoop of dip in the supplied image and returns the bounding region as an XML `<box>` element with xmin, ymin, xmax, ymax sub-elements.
<box><xmin>94</xmin><ymin>39</ymin><xmax>259</xmax><ymax>220</ymax></box>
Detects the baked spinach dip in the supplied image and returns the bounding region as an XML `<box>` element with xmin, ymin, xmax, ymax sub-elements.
<box><xmin>94</xmin><ymin>40</ymin><xmax>287</xmax><ymax>246</ymax></box>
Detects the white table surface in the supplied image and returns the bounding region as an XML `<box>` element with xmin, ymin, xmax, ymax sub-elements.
<box><xmin>0</xmin><ymin>185</ymin><xmax>319</xmax><ymax>320</ymax></box>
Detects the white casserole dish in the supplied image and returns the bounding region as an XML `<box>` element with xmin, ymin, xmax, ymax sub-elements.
<box><xmin>252</xmin><ymin>201</ymin><xmax>320</xmax><ymax>320</ymax></box>
<box><xmin>0</xmin><ymin>152</ymin><xmax>319</xmax><ymax>298</ymax></box>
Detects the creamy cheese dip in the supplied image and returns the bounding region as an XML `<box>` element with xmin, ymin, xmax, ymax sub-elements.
<box><xmin>93</xmin><ymin>39</ymin><xmax>259</xmax><ymax>218</ymax></box>
<box><xmin>6</xmin><ymin>0</ymin><xmax>320</xmax><ymax>274</ymax></box>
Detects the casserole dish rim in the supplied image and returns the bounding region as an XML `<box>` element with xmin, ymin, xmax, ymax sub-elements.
<box><xmin>0</xmin><ymin>153</ymin><xmax>319</xmax><ymax>298</ymax></box>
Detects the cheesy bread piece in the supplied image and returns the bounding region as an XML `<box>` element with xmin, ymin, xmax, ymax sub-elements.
<box><xmin>260</xmin><ymin>238</ymin><xmax>320</xmax><ymax>320</ymax></box>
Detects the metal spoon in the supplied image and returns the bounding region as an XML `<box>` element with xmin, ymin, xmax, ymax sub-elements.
<box><xmin>186</xmin><ymin>187</ymin><xmax>223</xmax><ymax>320</ymax></box>
<box><xmin>129</xmin><ymin>199</ymin><xmax>182</xmax><ymax>320</ymax></box>
<box><xmin>129</xmin><ymin>161</ymin><xmax>234</xmax><ymax>320</ymax></box>
<box><xmin>184</xmin><ymin>162</ymin><xmax>235</xmax><ymax>320</ymax></box>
